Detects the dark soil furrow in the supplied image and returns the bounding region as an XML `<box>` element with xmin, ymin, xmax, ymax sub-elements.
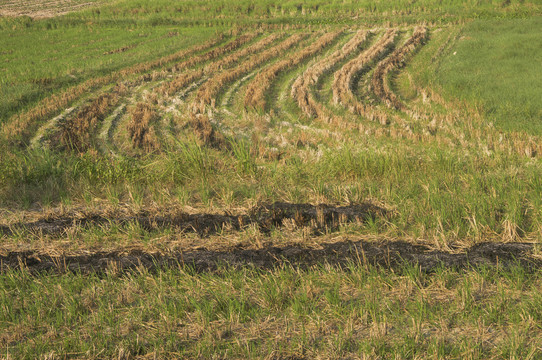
<box><xmin>2</xmin><ymin>241</ymin><xmax>539</xmax><ymax>274</ymax></box>
<box><xmin>0</xmin><ymin>202</ymin><xmax>387</xmax><ymax>237</ymax></box>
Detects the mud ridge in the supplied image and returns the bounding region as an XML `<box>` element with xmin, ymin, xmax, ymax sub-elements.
<box><xmin>0</xmin><ymin>202</ymin><xmax>387</xmax><ymax>237</ymax></box>
<box><xmin>2</xmin><ymin>241</ymin><xmax>540</xmax><ymax>274</ymax></box>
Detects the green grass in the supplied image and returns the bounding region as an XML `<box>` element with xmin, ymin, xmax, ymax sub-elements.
<box><xmin>2</xmin><ymin>263</ymin><xmax>542</xmax><ymax>358</ymax></box>
<box><xmin>434</xmin><ymin>17</ymin><xmax>542</xmax><ymax>135</ymax></box>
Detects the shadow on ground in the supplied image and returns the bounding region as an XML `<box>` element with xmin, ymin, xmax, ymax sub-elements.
<box><xmin>2</xmin><ymin>240</ymin><xmax>540</xmax><ymax>274</ymax></box>
<box><xmin>0</xmin><ymin>202</ymin><xmax>388</xmax><ymax>236</ymax></box>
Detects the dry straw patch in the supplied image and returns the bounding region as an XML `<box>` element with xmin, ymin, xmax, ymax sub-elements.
<box><xmin>189</xmin><ymin>113</ymin><xmax>226</xmax><ymax>149</ymax></box>
<box><xmin>127</xmin><ymin>102</ymin><xmax>160</xmax><ymax>152</ymax></box>
<box><xmin>0</xmin><ymin>0</ymin><xmax>96</xmax><ymax>18</ymax></box>
<box><xmin>56</xmin><ymin>84</ymin><xmax>128</xmax><ymax>152</ymax></box>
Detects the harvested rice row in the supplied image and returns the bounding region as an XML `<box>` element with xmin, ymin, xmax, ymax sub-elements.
<box><xmin>371</xmin><ymin>27</ymin><xmax>428</xmax><ymax>110</ymax></box>
<box><xmin>12</xmin><ymin>33</ymin><xmax>254</xmax><ymax>152</ymax></box>
<box><xmin>192</xmin><ymin>33</ymin><xmax>307</xmax><ymax>113</ymax></box>
<box><xmin>97</xmin><ymin>104</ymin><xmax>126</xmax><ymax>156</ymax></box>
<box><xmin>156</xmin><ymin>70</ymin><xmax>205</xmax><ymax>97</ymax></box>
<box><xmin>2</xmin><ymin>35</ymin><xmax>225</xmax><ymax>144</ymax></box>
<box><xmin>332</xmin><ymin>29</ymin><xmax>397</xmax><ymax>123</ymax></box>
<box><xmin>54</xmin><ymin>83</ymin><xmax>129</xmax><ymax>152</ymax></box>
<box><xmin>163</xmin><ymin>32</ymin><xmax>258</xmax><ymax>77</ymax></box>
<box><xmin>122</xmin><ymin>32</ymin><xmax>257</xmax><ymax>94</ymax></box>
<box><xmin>144</xmin><ymin>34</ymin><xmax>284</xmax><ymax>152</ymax></box>
<box><xmin>145</xmin><ymin>32</ymin><xmax>259</xmax><ymax>95</ymax></box>
<box><xmin>156</xmin><ymin>33</ymin><xmax>279</xmax><ymax>98</ymax></box>
<box><xmin>204</xmin><ymin>33</ymin><xmax>282</xmax><ymax>73</ymax></box>
<box><xmin>48</xmin><ymin>34</ymin><xmax>257</xmax><ymax>153</ymax></box>
<box><xmin>244</xmin><ymin>31</ymin><xmax>342</xmax><ymax>111</ymax></box>
<box><xmin>291</xmin><ymin>30</ymin><xmax>368</xmax><ymax>120</ymax></box>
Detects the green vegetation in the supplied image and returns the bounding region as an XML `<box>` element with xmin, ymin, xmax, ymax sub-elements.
<box><xmin>1</xmin><ymin>0</ymin><xmax>541</xmax><ymax>358</ymax></box>
<box><xmin>3</xmin><ymin>263</ymin><xmax>542</xmax><ymax>358</ymax></box>
<box><xmin>1</xmin><ymin>142</ymin><xmax>541</xmax><ymax>240</ymax></box>
<box><xmin>4</xmin><ymin>0</ymin><xmax>539</xmax><ymax>28</ymax></box>
<box><xmin>436</xmin><ymin>17</ymin><xmax>542</xmax><ymax>135</ymax></box>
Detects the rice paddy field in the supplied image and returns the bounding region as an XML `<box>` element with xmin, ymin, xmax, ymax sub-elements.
<box><xmin>1</xmin><ymin>0</ymin><xmax>542</xmax><ymax>358</ymax></box>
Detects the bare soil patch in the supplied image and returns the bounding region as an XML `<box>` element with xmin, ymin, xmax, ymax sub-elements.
<box><xmin>0</xmin><ymin>0</ymin><xmax>96</xmax><ymax>18</ymax></box>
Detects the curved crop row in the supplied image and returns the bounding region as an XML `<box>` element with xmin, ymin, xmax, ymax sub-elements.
<box><xmin>192</xmin><ymin>33</ymin><xmax>306</xmax><ymax>113</ymax></box>
<box><xmin>2</xmin><ymin>35</ymin><xmax>226</xmax><ymax>144</ymax></box>
<box><xmin>332</xmin><ymin>29</ymin><xmax>397</xmax><ymax>116</ymax></box>
<box><xmin>156</xmin><ymin>70</ymin><xmax>205</xmax><ymax>97</ymax></box>
<box><xmin>204</xmin><ymin>33</ymin><xmax>282</xmax><ymax>73</ymax></box>
<box><xmin>40</xmin><ymin>33</ymin><xmax>258</xmax><ymax>153</ymax></box>
<box><xmin>244</xmin><ymin>31</ymin><xmax>342</xmax><ymax>111</ymax></box>
<box><xmin>164</xmin><ymin>32</ymin><xmax>258</xmax><ymax>77</ymax></box>
<box><xmin>144</xmin><ymin>32</ymin><xmax>259</xmax><ymax>92</ymax></box>
<box><xmin>54</xmin><ymin>84</ymin><xmax>129</xmax><ymax>152</ymax></box>
<box><xmin>291</xmin><ymin>30</ymin><xmax>368</xmax><ymax>119</ymax></box>
<box><xmin>371</xmin><ymin>27</ymin><xmax>428</xmax><ymax>110</ymax></box>
<box><xmin>156</xmin><ymin>33</ymin><xmax>280</xmax><ymax>98</ymax></box>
